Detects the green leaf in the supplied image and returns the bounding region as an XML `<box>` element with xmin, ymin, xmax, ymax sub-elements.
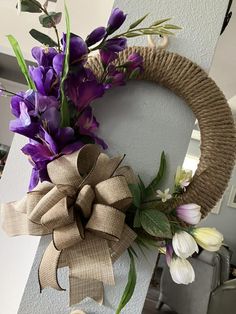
<box><xmin>116</xmin><ymin>249</ymin><xmax>137</xmax><ymax>314</ymax></box>
<box><xmin>29</xmin><ymin>29</ymin><xmax>58</xmax><ymax>46</ymax></box>
<box><xmin>129</xmin><ymin>184</ymin><xmax>141</xmax><ymax>208</ymax></box>
<box><xmin>7</xmin><ymin>35</ymin><xmax>35</xmax><ymax>90</ymax></box>
<box><xmin>158</xmin><ymin>28</ymin><xmax>175</xmax><ymax>35</ymax></box>
<box><xmin>140</xmin><ymin>209</ymin><xmax>172</xmax><ymax>238</ymax></box>
<box><xmin>164</xmin><ymin>24</ymin><xmax>182</xmax><ymax>30</ymax></box>
<box><xmin>151</xmin><ymin>18</ymin><xmax>171</xmax><ymax>27</ymax></box>
<box><xmin>60</xmin><ymin>2</ymin><xmax>71</xmax><ymax>127</ymax></box>
<box><xmin>136</xmin><ymin>234</ymin><xmax>159</xmax><ymax>249</ymax></box>
<box><xmin>133</xmin><ymin>208</ymin><xmax>141</xmax><ymax>228</ymax></box>
<box><xmin>129</xmin><ymin>13</ymin><xmax>149</xmax><ymax>29</ymax></box>
<box><xmin>124</xmin><ymin>32</ymin><xmax>141</xmax><ymax>38</ymax></box>
<box><xmin>145</xmin><ymin>151</ymin><xmax>166</xmax><ymax>198</ymax></box>
<box><xmin>138</xmin><ymin>175</ymin><xmax>146</xmax><ymax>200</ymax></box>
<box><xmin>39</xmin><ymin>12</ymin><xmax>62</xmax><ymax>28</ymax></box>
<box><xmin>17</xmin><ymin>0</ymin><xmax>42</xmax><ymax>13</ymax></box>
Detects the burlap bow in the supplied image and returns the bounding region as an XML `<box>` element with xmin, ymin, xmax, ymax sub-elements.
<box><xmin>1</xmin><ymin>144</ymin><xmax>137</xmax><ymax>305</ymax></box>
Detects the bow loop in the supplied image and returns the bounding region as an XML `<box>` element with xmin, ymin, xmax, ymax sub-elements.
<box><xmin>2</xmin><ymin>144</ymin><xmax>137</xmax><ymax>306</ymax></box>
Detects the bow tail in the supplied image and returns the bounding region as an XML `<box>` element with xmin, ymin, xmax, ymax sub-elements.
<box><xmin>69</xmin><ymin>276</ymin><xmax>103</xmax><ymax>306</ymax></box>
<box><xmin>38</xmin><ymin>241</ymin><xmax>65</xmax><ymax>291</ymax></box>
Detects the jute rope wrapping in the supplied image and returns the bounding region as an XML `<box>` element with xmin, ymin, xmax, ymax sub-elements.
<box><xmin>88</xmin><ymin>46</ymin><xmax>236</xmax><ymax>218</ymax></box>
<box><xmin>1</xmin><ymin>144</ymin><xmax>137</xmax><ymax>305</ymax></box>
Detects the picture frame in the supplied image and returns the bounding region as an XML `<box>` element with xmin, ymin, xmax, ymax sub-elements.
<box><xmin>227</xmin><ymin>186</ymin><xmax>236</xmax><ymax>209</ymax></box>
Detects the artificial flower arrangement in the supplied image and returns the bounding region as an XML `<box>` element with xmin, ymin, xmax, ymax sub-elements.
<box><xmin>0</xmin><ymin>1</ymin><xmax>224</xmax><ymax>313</ymax></box>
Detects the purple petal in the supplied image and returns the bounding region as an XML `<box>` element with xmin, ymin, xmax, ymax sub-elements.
<box><xmin>99</xmin><ymin>49</ymin><xmax>118</xmax><ymax>65</ymax></box>
<box><xmin>32</xmin><ymin>47</ymin><xmax>57</xmax><ymax>67</ymax></box>
<box><xmin>76</xmin><ymin>80</ymin><xmax>105</xmax><ymax>111</ymax></box>
<box><xmin>86</xmin><ymin>27</ymin><xmax>106</xmax><ymax>47</ymax></box>
<box><xmin>103</xmin><ymin>38</ymin><xmax>127</xmax><ymax>52</ymax></box>
<box><xmin>53</xmin><ymin>53</ymin><xmax>65</xmax><ymax>75</ymax></box>
<box><xmin>77</xmin><ymin>106</ymin><xmax>99</xmax><ymax>133</ymax></box>
<box><xmin>41</xmin><ymin>107</ymin><xmax>60</xmax><ymax>133</ymax></box>
<box><xmin>61</xmin><ymin>140</ymin><xmax>84</xmax><ymax>154</ymax></box>
<box><xmin>62</xmin><ymin>33</ymin><xmax>88</xmax><ymax>65</ymax></box>
<box><xmin>29</xmin><ymin>168</ymin><xmax>40</xmax><ymax>191</ymax></box>
<box><xmin>107</xmin><ymin>8</ymin><xmax>126</xmax><ymax>34</ymax></box>
<box><xmin>29</xmin><ymin>66</ymin><xmax>45</xmax><ymax>95</ymax></box>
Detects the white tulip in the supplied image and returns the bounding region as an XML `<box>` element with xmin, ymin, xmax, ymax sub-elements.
<box><xmin>192</xmin><ymin>227</ymin><xmax>223</xmax><ymax>252</ymax></box>
<box><xmin>176</xmin><ymin>203</ymin><xmax>201</xmax><ymax>225</ymax></box>
<box><xmin>169</xmin><ymin>257</ymin><xmax>195</xmax><ymax>285</ymax></box>
<box><xmin>172</xmin><ymin>231</ymin><xmax>199</xmax><ymax>258</ymax></box>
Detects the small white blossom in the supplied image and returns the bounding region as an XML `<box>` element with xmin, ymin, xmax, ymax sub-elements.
<box><xmin>175</xmin><ymin>166</ymin><xmax>192</xmax><ymax>190</ymax></box>
<box><xmin>156</xmin><ymin>188</ymin><xmax>172</xmax><ymax>202</ymax></box>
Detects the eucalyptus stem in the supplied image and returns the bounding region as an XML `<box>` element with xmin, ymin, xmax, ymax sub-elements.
<box><xmin>29</xmin><ymin>0</ymin><xmax>61</xmax><ymax>51</ymax></box>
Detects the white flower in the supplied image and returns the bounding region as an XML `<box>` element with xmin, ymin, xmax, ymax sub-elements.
<box><xmin>169</xmin><ymin>257</ymin><xmax>195</xmax><ymax>285</ymax></box>
<box><xmin>176</xmin><ymin>204</ymin><xmax>201</xmax><ymax>225</ymax></box>
<box><xmin>172</xmin><ymin>231</ymin><xmax>199</xmax><ymax>258</ymax></box>
<box><xmin>175</xmin><ymin>166</ymin><xmax>192</xmax><ymax>190</ymax></box>
<box><xmin>192</xmin><ymin>227</ymin><xmax>223</xmax><ymax>252</ymax></box>
<box><xmin>156</xmin><ymin>188</ymin><xmax>172</xmax><ymax>202</ymax></box>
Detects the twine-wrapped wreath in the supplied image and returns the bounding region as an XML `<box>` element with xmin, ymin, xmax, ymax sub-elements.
<box><xmin>89</xmin><ymin>46</ymin><xmax>236</xmax><ymax>218</ymax></box>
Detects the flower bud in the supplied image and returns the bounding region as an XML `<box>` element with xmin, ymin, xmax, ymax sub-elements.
<box><xmin>176</xmin><ymin>204</ymin><xmax>201</xmax><ymax>225</ymax></box>
<box><xmin>192</xmin><ymin>227</ymin><xmax>223</xmax><ymax>252</ymax></box>
<box><xmin>172</xmin><ymin>231</ymin><xmax>199</xmax><ymax>258</ymax></box>
<box><xmin>169</xmin><ymin>257</ymin><xmax>195</xmax><ymax>284</ymax></box>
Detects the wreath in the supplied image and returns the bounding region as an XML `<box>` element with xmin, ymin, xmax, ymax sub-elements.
<box><xmin>1</xmin><ymin>2</ymin><xmax>235</xmax><ymax>313</ymax></box>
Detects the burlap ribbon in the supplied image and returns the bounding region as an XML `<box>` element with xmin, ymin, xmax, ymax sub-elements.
<box><xmin>1</xmin><ymin>144</ymin><xmax>137</xmax><ymax>305</ymax></box>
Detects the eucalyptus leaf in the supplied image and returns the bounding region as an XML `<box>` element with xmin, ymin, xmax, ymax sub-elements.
<box><xmin>39</xmin><ymin>12</ymin><xmax>62</xmax><ymax>28</ymax></box>
<box><xmin>116</xmin><ymin>249</ymin><xmax>137</xmax><ymax>314</ymax></box>
<box><xmin>129</xmin><ymin>13</ymin><xmax>149</xmax><ymax>29</ymax></box>
<box><xmin>140</xmin><ymin>209</ymin><xmax>172</xmax><ymax>238</ymax></box>
<box><xmin>151</xmin><ymin>18</ymin><xmax>171</xmax><ymax>27</ymax></box>
<box><xmin>7</xmin><ymin>35</ymin><xmax>35</xmax><ymax>90</ymax></box>
<box><xmin>29</xmin><ymin>29</ymin><xmax>58</xmax><ymax>47</ymax></box>
<box><xmin>16</xmin><ymin>0</ymin><xmax>42</xmax><ymax>13</ymax></box>
<box><xmin>145</xmin><ymin>151</ymin><xmax>166</xmax><ymax>198</ymax></box>
<box><xmin>129</xmin><ymin>184</ymin><xmax>141</xmax><ymax>208</ymax></box>
<box><xmin>60</xmin><ymin>3</ymin><xmax>71</xmax><ymax>127</ymax></box>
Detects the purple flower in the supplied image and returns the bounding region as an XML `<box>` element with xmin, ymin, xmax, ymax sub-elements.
<box><xmin>126</xmin><ymin>53</ymin><xmax>143</xmax><ymax>74</ymax></box>
<box><xmin>31</xmin><ymin>47</ymin><xmax>58</xmax><ymax>67</ymax></box>
<box><xmin>99</xmin><ymin>49</ymin><xmax>118</xmax><ymax>65</ymax></box>
<box><xmin>9</xmin><ymin>102</ymin><xmax>40</xmax><ymax>139</ymax></box>
<box><xmin>107</xmin><ymin>8</ymin><xmax>126</xmax><ymax>34</ymax></box>
<box><xmin>11</xmin><ymin>90</ymin><xmax>36</xmax><ymax>117</ymax></box>
<box><xmin>103</xmin><ymin>38</ymin><xmax>127</xmax><ymax>52</ymax></box>
<box><xmin>62</xmin><ymin>33</ymin><xmax>88</xmax><ymax>65</ymax></box>
<box><xmin>77</xmin><ymin>106</ymin><xmax>108</xmax><ymax>149</ymax></box>
<box><xmin>86</xmin><ymin>27</ymin><xmax>106</xmax><ymax>47</ymax></box>
<box><xmin>166</xmin><ymin>243</ymin><xmax>174</xmax><ymax>266</ymax></box>
<box><xmin>67</xmin><ymin>79</ymin><xmax>105</xmax><ymax>111</ymax></box>
<box><xmin>22</xmin><ymin>127</ymin><xmax>84</xmax><ymax>190</ymax></box>
<box><xmin>53</xmin><ymin>53</ymin><xmax>65</xmax><ymax>76</ymax></box>
<box><xmin>29</xmin><ymin>66</ymin><xmax>58</xmax><ymax>97</ymax></box>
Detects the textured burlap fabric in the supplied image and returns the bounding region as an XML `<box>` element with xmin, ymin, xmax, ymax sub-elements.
<box><xmin>1</xmin><ymin>144</ymin><xmax>137</xmax><ymax>305</ymax></box>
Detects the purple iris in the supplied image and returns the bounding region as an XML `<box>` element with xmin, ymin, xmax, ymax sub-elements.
<box><xmin>86</xmin><ymin>27</ymin><xmax>106</xmax><ymax>47</ymax></box>
<box><xmin>107</xmin><ymin>8</ymin><xmax>127</xmax><ymax>34</ymax></box>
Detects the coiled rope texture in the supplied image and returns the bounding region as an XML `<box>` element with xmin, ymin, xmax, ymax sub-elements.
<box><xmin>89</xmin><ymin>46</ymin><xmax>236</xmax><ymax>218</ymax></box>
